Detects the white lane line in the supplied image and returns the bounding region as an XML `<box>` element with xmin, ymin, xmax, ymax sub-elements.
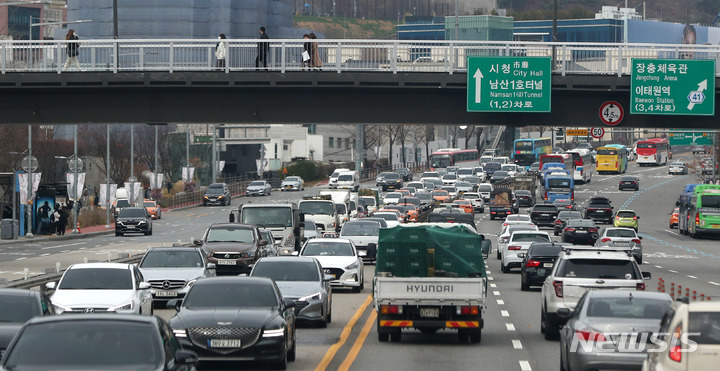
<box><xmin>519</xmin><ymin>360</ymin><xmax>532</xmax><ymax>371</ymax></box>
<box><xmin>688</xmin><ymin>275</ymin><xmax>698</xmax><ymax>279</ymax></box>
<box><xmin>16</xmin><ymin>257</ymin><xmax>27</xmax><ymax>260</ymax></box>
<box><xmin>669</xmin><ymin>270</ymin><xmax>679</xmax><ymax>274</ymax></box>
<box><xmin>512</xmin><ymin>339</ymin><xmax>523</xmax><ymax>349</ymax></box>
<box><xmin>497</xmin><ymin>299</ymin><xmax>505</xmax><ymax>305</ymax></box>
<box><xmin>501</xmin><ymin>310</ymin><xmax>510</xmax><ymax>317</ymax></box>
<box><xmin>486</xmin><ymin>270</ymin><xmax>492</xmax><ymax>274</ymax></box>
<box><xmin>487</xmin><ymin>277</ymin><xmax>494</xmax><ymax>281</ymax></box>
<box><xmin>655</xmin><ymin>265</ymin><xmax>663</xmax><ymax>269</ymax></box>
<box><xmin>490</xmin><ymin>283</ymin><xmax>497</xmax><ymax>288</ymax></box>
<box><xmin>40</xmin><ymin>253</ymin><xmax>49</xmax><ymax>256</ymax></box>
<box><xmin>709</xmin><ymin>281</ymin><xmax>720</xmax><ymax>286</ymax></box>
<box><xmin>61</xmin><ymin>250</ymin><xmax>70</xmax><ymax>253</ymax></box>
<box><xmin>493</xmin><ymin>291</ymin><xmax>501</xmax><ymax>296</ymax></box>
<box><xmin>506</xmin><ymin>323</ymin><xmax>516</xmax><ymax>331</ymax></box>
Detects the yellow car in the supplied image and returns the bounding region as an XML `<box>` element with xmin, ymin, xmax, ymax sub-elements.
<box><xmin>613</xmin><ymin>210</ymin><xmax>639</xmax><ymax>231</ymax></box>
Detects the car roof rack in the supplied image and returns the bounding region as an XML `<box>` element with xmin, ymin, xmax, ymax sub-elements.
<box><xmin>562</xmin><ymin>246</ymin><xmax>633</xmax><ymax>257</ymax></box>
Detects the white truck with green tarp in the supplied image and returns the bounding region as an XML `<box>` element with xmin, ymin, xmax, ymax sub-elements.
<box><xmin>373</xmin><ymin>224</ymin><xmax>489</xmax><ymax>343</ymax></box>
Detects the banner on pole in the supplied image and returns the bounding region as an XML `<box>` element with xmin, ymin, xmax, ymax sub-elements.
<box><xmin>66</xmin><ymin>173</ymin><xmax>86</xmax><ymax>201</ymax></box>
<box><xmin>18</xmin><ymin>172</ymin><xmax>41</xmax><ymax>205</ymax></box>
<box><xmin>149</xmin><ymin>173</ymin><xmax>165</xmax><ymax>189</ymax></box>
<box><xmin>182</xmin><ymin>167</ymin><xmax>195</xmax><ymax>183</ymax></box>
<box><xmin>99</xmin><ymin>184</ymin><xmax>117</xmax><ymax>208</ymax></box>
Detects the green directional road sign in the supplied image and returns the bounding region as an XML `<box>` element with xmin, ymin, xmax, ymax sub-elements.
<box><xmin>669</xmin><ymin>130</ymin><xmax>714</xmax><ymax>145</ymax></box>
<box><xmin>467</xmin><ymin>56</ymin><xmax>551</xmax><ymax>112</ymax></box>
<box><xmin>631</xmin><ymin>59</ymin><xmax>715</xmax><ymax>116</ymax></box>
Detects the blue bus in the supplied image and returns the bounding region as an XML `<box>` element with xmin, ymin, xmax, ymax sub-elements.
<box><xmin>544</xmin><ymin>175</ymin><xmax>575</xmax><ymax>203</ymax></box>
<box><xmin>513</xmin><ymin>137</ymin><xmax>552</xmax><ymax>169</ymax></box>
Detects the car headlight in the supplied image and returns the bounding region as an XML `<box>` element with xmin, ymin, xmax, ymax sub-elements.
<box><xmin>187</xmin><ymin>279</ymin><xmax>198</xmax><ymax>288</ymax></box>
<box><xmin>345</xmin><ymin>261</ymin><xmax>359</xmax><ymax>270</ymax></box>
<box><xmin>299</xmin><ymin>292</ymin><xmax>322</xmax><ymax>302</ymax></box>
<box><xmin>173</xmin><ymin>329</ymin><xmax>187</xmax><ymax>338</ymax></box>
<box><xmin>329</xmin><ymin>222</ymin><xmax>336</xmax><ymax>228</ymax></box>
<box><xmin>204</xmin><ymin>196</ymin><xmax>209</xmax><ymax>199</ymax></box>
<box><xmin>115</xmin><ymin>221</ymin><xmax>124</xmax><ymax>226</ymax></box>
<box><xmin>138</xmin><ymin>221</ymin><xmax>146</xmax><ymax>224</ymax></box>
<box><xmin>108</xmin><ymin>302</ymin><xmax>134</xmax><ymax>312</ymax></box>
<box><xmin>52</xmin><ymin>303</ymin><xmax>72</xmax><ymax>314</ymax></box>
<box><xmin>218</xmin><ymin>195</ymin><xmax>224</xmax><ymax>199</ymax></box>
<box><xmin>244</xmin><ymin>251</ymin><xmax>256</xmax><ymax>258</ymax></box>
<box><xmin>284</xmin><ymin>235</ymin><xmax>294</xmax><ymax>247</ymax></box>
<box><xmin>263</xmin><ymin>328</ymin><xmax>285</xmax><ymax>338</ymax></box>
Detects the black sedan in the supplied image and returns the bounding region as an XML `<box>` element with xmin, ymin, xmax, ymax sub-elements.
<box><xmin>490</xmin><ymin>170</ymin><xmax>510</xmax><ymax>183</ymax></box>
<box><xmin>619</xmin><ymin>176</ymin><xmax>640</xmax><ymax>191</ymax></box>
<box><xmin>553</xmin><ymin>210</ymin><xmax>583</xmax><ymax>236</ymax></box>
<box><xmin>168</xmin><ymin>277</ymin><xmax>296</xmax><ymax>369</ymax></box>
<box><xmin>561</xmin><ymin>219</ymin><xmax>599</xmax><ymax>245</ymax></box>
<box><xmin>395</xmin><ymin>168</ymin><xmax>413</xmax><ymax>181</ymax></box>
<box><xmin>519</xmin><ymin>242</ymin><xmax>567</xmax><ymax>291</ymax></box>
<box><xmin>1</xmin><ymin>314</ymin><xmax>198</xmax><ymax>370</ymax></box>
<box><xmin>0</xmin><ymin>289</ymin><xmax>55</xmax><ymax>356</ymax></box>
<box><xmin>514</xmin><ymin>190</ymin><xmax>535</xmax><ymax>207</ymax></box>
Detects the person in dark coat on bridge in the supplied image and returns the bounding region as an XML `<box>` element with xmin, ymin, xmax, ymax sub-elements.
<box><xmin>256</xmin><ymin>26</ymin><xmax>269</xmax><ymax>70</ymax></box>
<box><xmin>309</xmin><ymin>33</ymin><xmax>322</xmax><ymax>71</ymax></box>
<box><xmin>62</xmin><ymin>29</ymin><xmax>82</xmax><ymax>71</ymax></box>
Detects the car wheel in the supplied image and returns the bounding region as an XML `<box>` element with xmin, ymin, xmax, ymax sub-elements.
<box><xmin>501</xmin><ymin>262</ymin><xmax>510</xmax><ymax>273</ymax></box>
<box><xmin>353</xmin><ymin>285</ymin><xmax>361</xmax><ymax>293</ymax></box>
<box><xmin>457</xmin><ymin>329</ymin><xmax>469</xmax><ymax>343</ymax></box>
<box><xmin>287</xmin><ymin>335</ymin><xmax>296</xmax><ymax>362</ymax></box>
<box><xmin>359</xmin><ymin>279</ymin><xmax>365</xmax><ymax>291</ymax></box>
<box><xmin>390</xmin><ymin>329</ymin><xmax>402</xmax><ymax>343</ymax></box>
<box><xmin>521</xmin><ymin>279</ymin><xmax>530</xmax><ymax>291</ymax></box>
<box><xmin>544</xmin><ymin>311</ymin><xmax>559</xmax><ymax>340</ymax></box>
<box><xmin>496</xmin><ymin>250</ymin><xmax>501</xmax><ymax>260</ymax></box>
<box><xmin>378</xmin><ymin>331</ymin><xmax>390</xmax><ymax>342</ymax></box>
<box><xmin>317</xmin><ymin>316</ymin><xmax>328</xmax><ymax>328</ymax></box>
<box><xmin>469</xmin><ymin>330</ymin><xmax>482</xmax><ymax>344</ymax></box>
<box><xmin>636</xmin><ymin>256</ymin><xmax>642</xmax><ymax>265</ymax></box>
<box><xmin>115</xmin><ymin>231</ymin><xmax>121</xmax><ymax>237</ymax></box>
<box><xmin>273</xmin><ymin>348</ymin><xmax>288</xmax><ymax>370</ymax></box>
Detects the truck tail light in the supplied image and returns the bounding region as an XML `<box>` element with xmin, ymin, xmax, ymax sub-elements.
<box><xmin>380</xmin><ymin>305</ymin><xmax>402</xmax><ymax>314</ymax></box>
<box><xmin>696</xmin><ymin>213</ymin><xmax>700</xmax><ymax>226</ymax></box>
<box><xmin>458</xmin><ymin>305</ymin><xmax>479</xmax><ymax>315</ymax></box>
<box><xmin>525</xmin><ymin>260</ymin><xmax>540</xmax><ymax>268</ymax></box>
<box><xmin>553</xmin><ymin>280</ymin><xmax>563</xmax><ymax>297</ymax></box>
<box><xmin>508</xmin><ymin>245</ymin><xmax>521</xmax><ymax>250</ymax></box>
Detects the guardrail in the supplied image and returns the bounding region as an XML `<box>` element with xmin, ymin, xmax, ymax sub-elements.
<box><xmin>2</xmin><ymin>39</ymin><xmax>719</xmax><ymax>76</ymax></box>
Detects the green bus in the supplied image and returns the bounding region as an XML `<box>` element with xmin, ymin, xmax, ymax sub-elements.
<box><xmin>688</xmin><ymin>188</ymin><xmax>720</xmax><ymax>239</ymax></box>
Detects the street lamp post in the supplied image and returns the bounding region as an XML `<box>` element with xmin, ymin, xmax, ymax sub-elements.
<box><xmin>72</xmin><ymin>124</ymin><xmax>79</xmax><ymax>234</ymax></box>
<box><xmin>26</xmin><ymin>126</ymin><xmax>33</xmax><ymax>238</ymax></box>
<box><xmin>130</xmin><ymin>124</ymin><xmax>134</xmax><ymax>205</ymax></box>
<box><xmin>212</xmin><ymin>124</ymin><xmax>217</xmax><ymax>182</ymax></box>
<box><xmin>105</xmin><ymin>124</ymin><xmax>111</xmax><ymax>228</ymax></box>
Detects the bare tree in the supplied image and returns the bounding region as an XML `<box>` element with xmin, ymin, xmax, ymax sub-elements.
<box><xmin>79</xmin><ymin>125</ymin><xmax>132</xmax><ymax>184</ymax></box>
<box><xmin>382</xmin><ymin>125</ymin><xmax>403</xmax><ymax>167</ymax></box>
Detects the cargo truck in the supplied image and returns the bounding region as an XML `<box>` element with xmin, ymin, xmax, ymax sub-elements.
<box><xmin>228</xmin><ymin>203</ymin><xmax>304</xmax><ymax>254</ymax></box>
<box><xmin>374</xmin><ymin>224</ymin><xmax>489</xmax><ymax>343</ymax></box>
<box><xmin>489</xmin><ymin>188</ymin><xmax>518</xmax><ymax>220</ymax></box>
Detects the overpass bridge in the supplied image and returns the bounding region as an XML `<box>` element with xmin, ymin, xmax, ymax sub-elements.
<box><xmin>1</xmin><ymin>39</ymin><xmax>718</xmax><ymax>127</ymax></box>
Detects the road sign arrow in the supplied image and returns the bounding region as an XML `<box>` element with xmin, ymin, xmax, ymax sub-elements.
<box><xmin>688</xmin><ymin>79</ymin><xmax>708</xmax><ymax>110</ymax></box>
<box><xmin>473</xmin><ymin>69</ymin><xmax>483</xmax><ymax>104</ymax></box>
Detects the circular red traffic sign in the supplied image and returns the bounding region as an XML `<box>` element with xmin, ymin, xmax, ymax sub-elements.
<box><xmin>590</xmin><ymin>127</ymin><xmax>604</xmax><ymax>138</ymax></box>
<box><xmin>598</xmin><ymin>101</ymin><xmax>624</xmax><ymax>126</ymax></box>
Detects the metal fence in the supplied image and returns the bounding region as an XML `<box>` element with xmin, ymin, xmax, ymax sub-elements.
<box><xmin>2</xmin><ymin>39</ymin><xmax>719</xmax><ymax>76</ymax></box>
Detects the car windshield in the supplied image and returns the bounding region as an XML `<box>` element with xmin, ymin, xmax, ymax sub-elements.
<box><xmin>242</xmin><ymin>207</ymin><xmax>293</xmax><ymax>227</ymax></box>
<box><xmin>501</xmin><ymin>165</ymin><xmax>515</xmax><ymax>171</ymax></box>
<box><xmin>507</xmin><ymin>215</ymin><xmax>531</xmax><ymax>222</ymax></box>
<box><xmin>300</xmin><ymin>201</ymin><xmax>334</xmax><ymax>215</ymax></box>
<box><xmin>597</xmin><ymin>149</ymin><xmax>618</xmax><ymax>155</ymax></box>
<box><xmin>341</xmin><ymin>222</ymin><xmax>380</xmax><ymax>237</ymax></box>
<box><xmin>507</xmin><ymin>226</ymin><xmax>537</xmax><ymax>234</ymax></box>
<box><xmin>140</xmin><ymin>250</ymin><xmax>203</xmax><ymax>268</ymax></box>
<box><xmin>3</xmin><ymin>321</ymin><xmax>162</xmax><ymax>368</ymax></box>
<box><xmin>689</xmin><ymin>312</ymin><xmax>720</xmax><ymax>345</ymax></box>
<box><xmin>441</xmin><ymin>187</ymin><xmax>456</xmax><ymax>193</ymax></box>
<box><xmin>336</xmin><ymin>204</ymin><xmax>347</xmax><ymax>214</ymax></box>
<box><xmin>249</xmin><ymin>181</ymin><xmax>266</xmax><ymax>187</ymax></box>
<box><xmin>416</xmin><ymin>193</ymin><xmax>432</xmax><ymax>201</ymax></box>
<box><xmin>360</xmin><ymin>197</ymin><xmax>376</xmax><ymax>206</ymax></box>
<box><xmin>701</xmin><ymin>195</ymin><xmax>720</xmax><ymax>207</ymax></box>
<box><xmin>493</xmin><ymin>171</ymin><xmax>508</xmax><ymax>177</ymax></box>
<box><xmin>302</xmin><ymin>242</ymin><xmax>355</xmax><ymax>257</ymax></box>
<box><xmin>259</xmin><ymin>231</ymin><xmax>273</xmax><ymax>242</ymax></box>
<box><xmin>463</xmin><ymin>193</ymin><xmax>479</xmax><ymax>199</ymax></box>
<box><xmin>206</xmin><ymin>227</ymin><xmax>254</xmax><ymax>243</ymax></box>
<box><xmin>455</xmin><ymin>182</ymin><xmax>471</xmax><ymax>188</ymax></box>
<box><xmin>432</xmin><ymin>191</ymin><xmax>449</xmax><ymax>197</ymax></box>
<box><xmin>443</xmin><ymin>174</ymin><xmax>457</xmax><ymax>180</ymax></box>
<box><xmin>286</xmin><ymin>177</ymin><xmax>300</xmax><ymax>181</ymax></box>
<box><xmin>184</xmin><ymin>282</ymin><xmax>279</xmax><ymax>308</ymax></box>
<box><xmin>558</xmin><ymin>211</ymin><xmax>582</xmax><ymax>219</ymax></box>
<box><xmin>58</xmin><ymin>268</ymin><xmax>132</xmax><ymax>290</ymax></box>
<box><xmin>374</xmin><ymin>213</ymin><xmax>398</xmax><ymax>221</ymax></box>
<box><xmin>384</xmin><ymin>173</ymin><xmax>400</xmax><ymax>180</ymax></box>
<box><xmin>457</xmin><ymin>169</ymin><xmax>473</xmax><ymax>175</ymax></box>
<box><xmin>533</xmin><ymin>205</ymin><xmax>557</xmax><ymax>212</ymax></box>
<box><xmin>478</xmin><ymin>185</ymin><xmax>492</xmax><ymax>192</ymax></box>
<box><xmin>0</xmin><ymin>296</ymin><xmax>39</xmax><ymax>323</ymax></box>
<box><xmin>620</xmin><ymin>177</ymin><xmax>637</xmax><ymax>181</ymax></box>
<box><xmin>586</xmin><ymin>297</ymin><xmax>670</xmax><ymax>319</ymax></box>
<box><xmin>617</xmin><ymin>211</ymin><xmax>636</xmax><ymax>218</ymax></box>
<box><xmin>528</xmin><ymin>245</ymin><xmax>563</xmax><ymax>257</ymax></box>
<box><xmin>338</xmin><ymin>175</ymin><xmax>353</xmax><ymax>181</ymax></box>
<box><xmin>118</xmin><ymin>208</ymin><xmax>145</xmax><ymax>218</ymax></box>
<box><xmin>253</xmin><ymin>261</ymin><xmax>321</xmax><ymax>281</ymax></box>
<box><xmin>143</xmin><ymin>201</ymin><xmax>155</xmax><ymax>208</ymax></box>
<box><xmin>671</xmin><ymin>163</ymin><xmax>684</xmax><ymax>166</ymax></box>
<box><xmin>116</xmin><ymin>199</ymin><xmax>131</xmax><ymax>208</ymax></box>
<box><xmin>606</xmin><ymin>229</ymin><xmax>637</xmax><ymax>238</ymax></box>
<box><xmin>547</xmin><ymin>178</ymin><xmax>572</xmax><ymax>188</ymax></box>
<box><xmin>559</xmin><ymin>259</ymin><xmax>638</xmax><ymax>279</ymax></box>
<box><xmin>511</xmin><ymin>233</ymin><xmax>551</xmax><ymax>242</ymax></box>
<box><xmin>303</xmin><ymin>221</ymin><xmax>316</xmax><ymax>229</ymax></box>
<box><xmin>485</xmin><ymin>163</ymin><xmax>501</xmax><ymax>171</ymax></box>
<box><xmin>567</xmin><ymin>220</ymin><xmax>595</xmax><ymax>228</ymax></box>
<box><xmin>206</xmin><ymin>187</ymin><xmax>225</xmax><ymax>194</ymax></box>
<box><xmin>422</xmin><ymin>172</ymin><xmax>438</xmax><ymax>178</ymax></box>
<box><xmin>385</xmin><ymin>193</ymin><xmax>401</xmax><ymax>199</ymax></box>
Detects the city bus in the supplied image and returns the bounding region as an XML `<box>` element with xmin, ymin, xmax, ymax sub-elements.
<box><xmin>429</xmin><ymin>148</ymin><xmax>480</xmax><ymax>171</ymax></box>
<box><xmin>688</xmin><ymin>188</ymin><xmax>720</xmax><ymax>239</ymax></box>
<box><xmin>539</xmin><ymin>153</ymin><xmax>574</xmax><ymax>173</ymax></box>
<box><xmin>679</xmin><ymin>184</ymin><xmax>720</xmax><ymax>235</ymax></box>
<box><xmin>512</xmin><ymin>137</ymin><xmax>552</xmax><ymax>169</ymax></box>
<box><xmin>543</xmin><ymin>175</ymin><xmax>575</xmax><ymax>203</ymax></box>
<box><xmin>596</xmin><ymin>144</ymin><xmax>628</xmax><ymax>174</ymax></box>
<box><xmin>566</xmin><ymin>148</ymin><xmax>594</xmax><ymax>183</ymax></box>
<box><xmin>636</xmin><ymin>138</ymin><xmax>670</xmax><ymax>166</ymax></box>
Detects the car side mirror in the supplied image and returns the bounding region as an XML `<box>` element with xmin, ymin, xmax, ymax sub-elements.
<box><xmin>206</xmin><ymin>263</ymin><xmax>216</xmax><ymax>270</ymax></box>
<box><xmin>642</xmin><ymin>272</ymin><xmax>652</xmax><ymax>280</ymax></box>
<box><xmin>481</xmin><ymin>240</ymin><xmax>491</xmax><ymax>257</ymax></box>
<box><xmin>45</xmin><ymin>282</ymin><xmax>57</xmax><ymax>290</ymax></box>
<box><xmin>229</xmin><ymin>213</ymin><xmax>235</xmax><ymax>223</ymax></box>
<box><xmin>193</xmin><ymin>239</ymin><xmax>203</xmax><ymax>246</ymax></box>
<box><xmin>636</xmin><ymin>216</ymin><xmax>640</xmax><ymax>219</ymax></box>
<box><xmin>557</xmin><ymin>308</ymin><xmax>573</xmax><ymax>319</ymax></box>
<box><xmin>284</xmin><ymin>298</ymin><xmax>297</xmax><ymax>308</ymax></box>
<box><xmin>166</xmin><ymin>299</ymin><xmax>182</xmax><ymax>311</ymax></box>
<box><xmin>517</xmin><ymin>253</ymin><xmax>526</xmax><ymax>259</ymax></box>
<box><xmin>639</xmin><ymin>236</ymin><xmax>643</xmax><ymax>240</ymax></box>
<box><xmin>291</xmin><ymin>251</ymin><xmax>299</xmax><ymax>256</ymax></box>
<box><xmin>138</xmin><ymin>282</ymin><xmax>151</xmax><ymax>290</ymax></box>
<box><xmin>675</xmin><ymin>201</ymin><xmax>680</xmax><ymax>206</ymax></box>
<box><xmin>259</xmin><ymin>239</ymin><xmax>268</xmax><ymax>246</ymax></box>
<box><xmin>324</xmin><ymin>274</ymin><xmax>335</xmax><ymax>282</ymax></box>
<box><xmin>366</xmin><ymin>243</ymin><xmax>377</xmax><ymax>259</ymax></box>
<box><xmin>174</xmin><ymin>349</ymin><xmax>199</xmax><ymax>366</ymax></box>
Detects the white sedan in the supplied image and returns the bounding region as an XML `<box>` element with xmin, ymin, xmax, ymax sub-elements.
<box><xmin>300</xmin><ymin>238</ymin><xmax>365</xmax><ymax>292</ymax></box>
<box><xmin>501</xmin><ymin>231</ymin><xmax>552</xmax><ymax>273</ymax></box>
<box><xmin>47</xmin><ymin>263</ymin><xmax>153</xmax><ymax>315</ymax></box>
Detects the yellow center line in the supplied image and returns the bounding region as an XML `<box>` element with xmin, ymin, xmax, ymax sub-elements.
<box><xmin>314</xmin><ymin>294</ymin><xmax>372</xmax><ymax>371</ymax></box>
<box><xmin>196</xmin><ymin>213</ymin><xmax>209</xmax><ymax>218</ymax></box>
<box><xmin>338</xmin><ymin>309</ymin><xmax>377</xmax><ymax>371</ymax></box>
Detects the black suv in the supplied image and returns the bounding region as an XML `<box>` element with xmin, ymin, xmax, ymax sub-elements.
<box><xmin>203</xmin><ymin>183</ymin><xmax>231</xmax><ymax>206</ymax></box>
<box><xmin>395</xmin><ymin>168</ymin><xmax>413</xmax><ymax>181</ymax></box>
<box><xmin>382</xmin><ymin>172</ymin><xmax>403</xmax><ymax>191</ymax></box>
<box><xmin>584</xmin><ymin>196</ymin><xmax>614</xmax><ymax>224</ymax></box>
<box><xmin>115</xmin><ymin>207</ymin><xmax>152</xmax><ymax>236</ymax></box>
<box><xmin>529</xmin><ymin>204</ymin><xmax>559</xmax><ymax>227</ymax></box>
<box><xmin>195</xmin><ymin>223</ymin><xmax>268</xmax><ymax>275</ymax></box>
<box><xmin>519</xmin><ymin>242</ymin><xmax>567</xmax><ymax>291</ymax></box>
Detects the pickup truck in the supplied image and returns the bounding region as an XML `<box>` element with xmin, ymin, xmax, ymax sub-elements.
<box><xmin>374</xmin><ymin>224</ymin><xmax>489</xmax><ymax>344</ymax></box>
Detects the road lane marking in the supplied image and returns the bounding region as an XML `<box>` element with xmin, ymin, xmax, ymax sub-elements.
<box><xmin>487</xmin><ymin>277</ymin><xmax>494</xmax><ymax>281</ymax></box>
<box><xmin>687</xmin><ymin>275</ymin><xmax>698</xmax><ymax>279</ymax></box>
<box><xmin>668</xmin><ymin>270</ymin><xmax>678</xmax><ymax>274</ymax></box>
<box><xmin>493</xmin><ymin>291</ymin><xmax>500</xmax><ymax>296</ymax></box>
<box><xmin>497</xmin><ymin>299</ymin><xmax>504</xmax><ymax>305</ymax></box>
<box><xmin>519</xmin><ymin>360</ymin><xmax>532</xmax><ymax>371</ymax></box>
<box><xmin>655</xmin><ymin>265</ymin><xmax>662</xmax><ymax>269</ymax></box>
<box><xmin>338</xmin><ymin>309</ymin><xmax>377</xmax><ymax>371</ymax></box>
<box><xmin>501</xmin><ymin>310</ymin><xmax>509</xmax><ymax>317</ymax></box>
<box><xmin>196</xmin><ymin>213</ymin><xmax>209</xmax><ymax>218</ymax></box>
<box><xmin>709</xmin><ymin>281</ymin><xmax>720</xmax><ymax>286</ymax></box>
<box><xmin>506</xmin><ymin>323</ymin><xmax>516</xmax><ymax>331</ymax></box>
<box><xmin>486</xmin><ymin>270</ymin><xmax>492</xmax><ymax>274</ymax></box>
<box><xmin>314</xmin><ymin>294</ymin><xmax>372</xmax><ymax>371</ymax></box>
<box><xmin>490</xmin><ymin>283</ymin><xmax>497</xmax><ymax>288</ymax></box>
<box><xmin>40</xmin><ymin>253</ymin><xmax>49</xmax><ymax>256</ymax></box>
<box><xmin>16</xmin><ymin>257</ymin><xmax>27</xmax><ymax>260</ymax></box>
<box><xmin>512</xmin><ymin>339</ymin><xmax>523</xmax><ymax>349</ymax></box>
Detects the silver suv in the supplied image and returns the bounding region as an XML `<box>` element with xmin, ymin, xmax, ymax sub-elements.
<box><xmin>540</xmin><ymin>247</ymin><xmax>651</xmax><ymax>340</ymax></box>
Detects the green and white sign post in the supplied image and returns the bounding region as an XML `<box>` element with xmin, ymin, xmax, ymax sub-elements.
<box><xmin>669</xmin><ymin>130</ymin><xmax>714</xmax><ymax>146</ymax></box>
<box><xmin>467</xmin><ymin>56</ymin><xmax>551</xmax><ymax>112</ymax></box>
<box><xmin>631</xmin><ymin>59</ymin><xmax>715</xmax><ymax>115</ymax></box>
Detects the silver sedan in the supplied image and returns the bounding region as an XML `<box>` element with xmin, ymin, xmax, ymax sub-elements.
<box><xmin>595</xmin><ymin>227</ymin><xmax>643</xmax><ymax>264</ymax></box>
<box><xmin>281</xmin><ymin>176</ymin><xmax>305</xmax><ymax>191</ymax></box>
<box><xmin>246</xmin><ymin>180</ymin><xmax>272</xmax><ymax>196</ymax></box>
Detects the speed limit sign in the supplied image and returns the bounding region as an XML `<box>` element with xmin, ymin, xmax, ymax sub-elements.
<box><xmin>591</xmin><ymin>127</ymin><xmax>605</xmax><ymax>138</ymax></box>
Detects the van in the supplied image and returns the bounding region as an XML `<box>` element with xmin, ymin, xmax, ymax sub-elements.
<box><xmin>336</xmin><ymin>171</ymin><xmax>360</xmax><ymax>192</ymax></box>
<box><xmin>329</xmin><ymin>168</ymin><xmax>351</xmax><ymax>189</ymax></box>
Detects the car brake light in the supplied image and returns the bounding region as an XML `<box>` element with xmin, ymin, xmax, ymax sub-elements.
<box><xmin>601</xmin><ymin>238</ymin><xmax>611</xmax><ymax>242</ymax></box>
<box><xmin>525</xmin><ymin>260</ymin><xmax>540</xmax><ymax>268</ymax></box>
<box><xmin>575</xmin><ymin>329</ymin><xmax>606</xmax><ymax>342</ymax></box>
<box><xmin>669</xmin><ymin>325</ymin><xmax>683</xmax><ymax>362</ymax></box>
<box><xmin>636</xmin><ymin>282</ymin><xmax>646</xmax><ymax>291</ymax></box>
<box><xmin>380</xmin><ymin>305</ymin><xmax>402</xmax><ymax>314</ymax></box>
<box><xmin>554</xmin><ymin>219</ymin><xmax>562</xmax><ymax>224</ymax></box>
<box><xmin>631</xmin><ymin>239</ymin><xmax>641</xmax><ymax>244</ymax></box>
<box><xmin>553</xmin><ymin>280</ymin><xmax>563</xmax><ymax>297</ymax></box>
<box><xmin>589</xmin><ymin>228</ymin><xmax>598</xmax><ymax>232</ymax></box>
<box><xmin>508</xmin><ymin>245</ymin><xmax>521</xmax><ymax>250</ymax></box>
<box><xmin>564</xmin><ymin>227</ymin><xmax>575</xmax><ymax>232</ymax></box>
<box><xmin>459</xmin><ymin>305</ymin><xmax>479</xmax><ymax>315</ymax></box>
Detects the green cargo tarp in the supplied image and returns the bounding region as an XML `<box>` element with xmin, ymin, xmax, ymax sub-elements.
<box><xmin>376</xmin><ymin>225</ymin><xmax>487</xmax><ymax>279</ymax></box>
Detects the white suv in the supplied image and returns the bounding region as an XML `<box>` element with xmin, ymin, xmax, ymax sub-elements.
<box><xmin>540</xmin><ymin>247</ymin><xmax>651</xmax><ymax>340</ymax></box>
<box><xmin>501</xmin><ymin>231</ymin><xmax>551</xmax><ymax>273</ymax></box>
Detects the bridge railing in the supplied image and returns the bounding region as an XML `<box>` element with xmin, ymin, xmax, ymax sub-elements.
<box><xmin>1</xmin><ymin>39</ymin><xmax>718</xmax><ymax>76</ymax></box>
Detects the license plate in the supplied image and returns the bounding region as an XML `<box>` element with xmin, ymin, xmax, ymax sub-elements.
<box><xmin>541</xmin><ymin>214</ymin><xmax>549</xmax><ymax>216</ymax></box>
<box><xmin>614</xmin><ymin>242</ymin><xmax>630</xmax><ymax>246</ymax></box>
<box><xmin>358</xmin><ymin>250</ymin><xmax>367</xmax><ymax>256</ymax></box>
<box><xmin>576</xmin><ymin>230</ymin><xmax>587</xmax><ymax>234</ymax></box>
<box><xmin>712</xmin><ymin>225</ymin><xmax>720</xmax><ymax>229</ymax></box>
<box><xmin>419</xmin><ymin>308</ymin><xmax>439</xmax><ymax>318</ymax></box>
<box><xmin>543</xmin><ymin>263</ymin><xmax>554</xmax><ymax>268</ymax></box>
<box><xmin>209</xmin><ymin>339</ymin><xmax>242</xmax><ymax>348</ymax></box>
<box><xmin>156</xmin><ymin>291</ymin><xmax>177</xmax><ymax>297</ymax></box>
<box><xmin>217</xmin><ymin>260</ymin><xmax>237</xmax><ymax>265</ymax></box>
